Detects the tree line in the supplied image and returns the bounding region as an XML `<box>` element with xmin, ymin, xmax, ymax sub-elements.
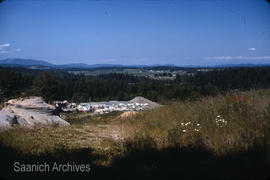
<box><xmin>1</xmin><ymin>67</ymin><xmax>270</xmax><ymax>103</ymax></box>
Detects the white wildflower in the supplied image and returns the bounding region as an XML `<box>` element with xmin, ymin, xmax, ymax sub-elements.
<box><xmin>215</xmin><ymin>114</ymin><xmax>228</xmax><ymax>127</ymax></box>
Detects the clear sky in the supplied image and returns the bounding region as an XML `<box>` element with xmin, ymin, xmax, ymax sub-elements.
<box><xmin>0</xmin><ymin>0</ymin><xmax>269</xmax><ymax>66</ymax></box>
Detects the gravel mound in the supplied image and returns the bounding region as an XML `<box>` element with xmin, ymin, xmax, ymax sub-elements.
<box><xmin>129</xmin><ymin>96</ymin><xmax>161</xmax><ymax>109</ymax></box>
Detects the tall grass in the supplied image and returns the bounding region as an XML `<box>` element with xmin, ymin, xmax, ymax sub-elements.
<box><xmin>0</xmin><ymin>89</ymin><xmax>270</xmax><ymax>166</ymax></box>
<box><xmin>119</xmin><ymin>89</ymin><xmax>270</xmax><ymax>156</ymax></box>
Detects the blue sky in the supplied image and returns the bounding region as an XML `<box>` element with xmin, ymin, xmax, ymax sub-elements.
<box><xmin>0</xmin><ymin>0</ymin><xmax>269</xmax><ymax>66</ymax></box>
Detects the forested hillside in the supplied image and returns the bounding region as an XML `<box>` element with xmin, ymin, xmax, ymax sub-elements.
<box><xmin>1</xmin><ymin>67</ymin><xmax>270</xmax><ymax>103</ymax></box>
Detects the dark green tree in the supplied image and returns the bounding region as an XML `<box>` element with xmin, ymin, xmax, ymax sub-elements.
<box><xmin>33</xmin><ymin>72</ymin><xmax>59</xmax><ymax>102</ymax></box>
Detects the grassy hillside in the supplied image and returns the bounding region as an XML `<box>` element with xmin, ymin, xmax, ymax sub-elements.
<box><xmin>0</xmin><ymin>89</ymin><xmax>270</xmax><ymax>179</ymax></box>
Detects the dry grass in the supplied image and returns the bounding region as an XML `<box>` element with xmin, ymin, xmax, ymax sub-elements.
<box><xmin>0</xmin><ymin>89</ymin><xmax>270</xmax><ymax>166</ymax></box>
<box><xmin>119</xmin><ymin>89</ymin><xmax>270</xmax><ymax>155</ymax></box>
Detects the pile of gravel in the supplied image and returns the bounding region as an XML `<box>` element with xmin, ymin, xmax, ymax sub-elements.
<box><xmin>129</xmin><ymin>96</ymin><xmax>161</xmax><ymax>109</ymax></box>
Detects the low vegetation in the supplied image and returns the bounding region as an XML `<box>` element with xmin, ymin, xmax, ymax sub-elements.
<box><xmin>0</xmin><ymin>89</ymin><xmax>270</xmax><ymax>179</ymax></box>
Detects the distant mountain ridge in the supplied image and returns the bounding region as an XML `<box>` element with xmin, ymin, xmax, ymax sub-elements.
<box><xmin>184</xmin><ymin>64</ymin><xmax>270</xmax><ymax>68</ymax></box>
<box><xmin>0</xmin><ymin>58</ymin><xmax>176</xmax><ymax>69</ymax></box>
<box><xmin>0</xmin><ymin>58</ymin><xmax>270</xmax><ymax>69</ymax></box>
<box><xmin>0</xmin><ymin>58</ymin><xmax>53</xmax><ymax>67</ymax></box>
<box><xmin>0</xmin><ymin>59</ymin><xmax>126</xmax><ymax>69</ymax></box>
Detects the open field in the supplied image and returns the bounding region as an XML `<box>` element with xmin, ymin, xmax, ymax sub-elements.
<box><xmin>0</xmin><ymin>89</ymin><xmax>270</xmax><ymax>179</ymax></box>
<box><xmin>67</xmin><ymin>68</ymin><xmax>192</xmax><ymax>80</ymax></box>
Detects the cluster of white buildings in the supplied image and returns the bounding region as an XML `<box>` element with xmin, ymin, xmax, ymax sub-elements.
<box><xmin>53</xmin><ymin>100</ymin><xmax>149</xmax><ymax>114</ymax></box>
